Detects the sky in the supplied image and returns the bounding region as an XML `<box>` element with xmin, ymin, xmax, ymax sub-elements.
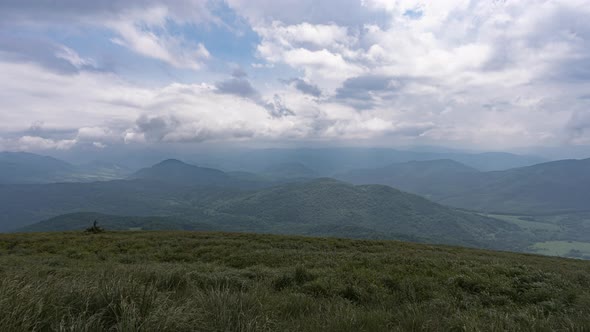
<box><xmin>1</xmin><ymin>0</ymin><xmax>590</xmax><ymax>156</ymax></box>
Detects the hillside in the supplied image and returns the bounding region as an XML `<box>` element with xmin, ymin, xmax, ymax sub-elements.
<box><xmin>19</xmin><ymin>212</ymin><xmax>216</xmax><ymax>232</ymax></box>
<box><xmin>338</xmin><ymin>158</ymin><xmax>590</xmax><ymax>214</ymax></box>
<box><xmin>336</xmin><ymin>159</ymin><xmax>479</xmax><ymax>200</ymax></box>
<box><xmin>130</xmin><ymin>159</ymin><xmax>233</xmax><ymax>186</ymax></box>
<box><xmin>1</xmin><ymin>231</ymin><xmax>589</xmax><ymax>331</ymax></box>
<box><xmin>440</xmin><ymin>158</ymin><xmax>590</xmax><ymax>214</ymax></box>
<box><xmin>10</xmin><ymin>178</ymin><xmax>525</xmax><ymax>250</ymax></box>
<box><xmin>208</xmin><ymin>178</ymin><xmax>521</xmax><ymax>249</ymax></box>
<box><xmin>0</xmin><ymin>151</ymin><xmax>74</xmax><ymax>183</ymax></box>
<box><xmin>0</xmin><ymin>178</ymin><xmax>249</xmax><ymax>231</ymax></box>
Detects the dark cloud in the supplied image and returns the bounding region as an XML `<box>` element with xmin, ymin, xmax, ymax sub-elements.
<box><xmin>216</xmin><ymin>73</ymin><xmax>295</xmax><ymax>118</ymax></box>
<box><xmin>0</xmin><ymin>36</ymin><xmax>101</xmax><ymax>74</ymax></box>
<box><xmin>136</xmin><ymin>114</ymin><xmax>180</xmax><ymax>142</ymax></box>
<box><xmin>264</xmin><ymin>95</ymin><xmax>295</xmax><ymax>118</ymax></box>
<box><xmin>0</xmin><ymin>0</ymin><xmax>216</xmax><ymax>24</ymax></box>
<box><xmin>284</xmin><ymin>78</ymin><xmax>322</xmax><ymax>97</ymax></box>
<box><xmin>215</xmin><ymin>77</ymin><xmax>259</xmax><ymax>98</ymax></box>
<box><xmin>334</xmin><ymin>75</ymin><xmax>401</xmax><ymax>110</ymax></box>
<box><xmin>231</xmin><ymin>67</ymin><xmax>248</xmax><ymax>78</ymax></box>
<box><xmin>131</xmin><ymin>114</ymin><xmax>257</xmax><ymax>143</ymax></box>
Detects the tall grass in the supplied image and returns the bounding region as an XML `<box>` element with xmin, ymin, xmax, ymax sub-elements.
<box><xmin>1</xmin><ymin>231</ymin><xmax>590</xmax><ymax>331</ymax></box>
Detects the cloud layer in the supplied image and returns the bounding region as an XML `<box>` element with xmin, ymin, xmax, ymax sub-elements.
<box><xmin>1</xmin><ymin>0</ymin><xmax>590</xmax><ymax>153</ymax></box>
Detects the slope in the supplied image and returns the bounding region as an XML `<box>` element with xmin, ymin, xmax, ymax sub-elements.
<box><xmin>336</xmin><ymin>159</ymin><xmax>479</xmax><ymax>200</ymax></box>
<box><xmin>129</xmin><ymin>159</ymin><xmax>233</xmax><ymax>186</ymax></box>
<box><xmin>338</xmin><ymin>158</ymin><xmax>590</xmax><ymax>214</ymax></box>
<box><xmin>1</xmin><ymin>231</ymin><xmax>589</xmax><ymax>331</ymax></box>
<box><xmin>19</xmin><ymin>212</ymin><xmax>215</xmax><ymax>232</ymax></box>
<box><xmin>440</xmin><ymin>158</ymin><xmax>590</xmax><ymax>214</ymax></box>
<box><xmin>0</xmin><ymin>151</ymin><xmax>74</xmax><ymax>183</ymax></box>
<box><xmin>207</xmin><ymin>178</ymin><xmax>522</xmax><ymax>249</ymax></box>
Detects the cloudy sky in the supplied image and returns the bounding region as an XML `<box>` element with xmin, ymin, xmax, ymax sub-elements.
<box><xmin>1</xmin><ymin>0</ymin><xmax>590</xmax><ymax>154</ymax></box>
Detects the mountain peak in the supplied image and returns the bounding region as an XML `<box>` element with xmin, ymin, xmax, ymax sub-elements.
<box><xmin>156</xmin><ymin>159</ymin><xmax>188</xmax><ymax>166</ymax></box>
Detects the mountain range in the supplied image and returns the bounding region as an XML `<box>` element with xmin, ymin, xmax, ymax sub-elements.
<box><xmin>3</xmin><ymin>152</ymin><xmax>590</xmax><ymax>256</ymax></box>
<box><xmin>337</xmin><ymin>158</ymin><xmax>590</xmax><ymax>214</ymax></box>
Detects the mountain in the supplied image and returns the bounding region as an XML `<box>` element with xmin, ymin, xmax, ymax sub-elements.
<box><xmin>336</xmin><ymin>159</ymin><xmax>479</xmax><ymax>200</ymax></box>
<box><xmin>200</xmin><ymin>178</ymin><xmax>523</xmax><ymax>249</ymax></box>
<box><xmin>130</xmin><ymin>159</ymin><xmax>233</xmax><ymax>186</ymax></box>
<box><xmin>19</xmin><ymin>212</ymin><xmax>215</xmax><ymax>232</ymax></box>
<box><xmin>338</xmin><ymin>158</ymin><xmax>590</xmax><ymax>214</ymax></box>
<box><xmin>447</xmin><ymin>152</ymin><xmax>547</xmax><ymax>172</ymax></box>
<box><xmin>263</xmin><ymin>162</ymin><xmax>318</xmax><ymax>179</ymax></box>
<box><xmin>10</xmin><ymin>177</ymin><xmax>524</xmax><ymax>250</ymax></box>
<box><xmin>0</xmin><ymin>152</ymin><xmax>74</xmax><ymax>183</ymax></box>
<box><xmin>72</xmin><ymin>161</ymin><xmax>132</xmax><ymax>180</ymax></box>
<box><xmin>195</xmin><ymin>148</ymin><xmax>546</xmax><ymax>174</ymax></box>
<box><xmin>0</xmin><ymin>177</ymin><xmax>252</xmax><ymax>232</ymax></box>
<box><xmin>439</xmin><ymin>158</ymin><xmax>590</xmax><ymax>214</ymax></box>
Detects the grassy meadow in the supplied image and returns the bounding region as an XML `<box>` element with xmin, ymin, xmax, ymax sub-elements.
<box><xmin>1</xmin><ymin>231</ymin><xmax>590</xmax><ymax>331</ymax></box>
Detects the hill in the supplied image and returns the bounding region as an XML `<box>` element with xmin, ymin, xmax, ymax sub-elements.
<box><xmin>439</xmin><ymin>158</ymin><xmax>590</xmax><ymax>214</ymax></box>
<box><xmin>19</xmin><ymin>212</ymin><xmax>216</xmax><ymax>232</ymax></box>
<box><xmin>338</xmin><ymin>158</ymin><xmax>590</xmax><ymax>214</ymax></box>
<box><xmin>0</xmin><ymin>151</ymin><xmax>74</xmax><ymax>183</ymax></box>
<box><xmin>17</xmin><ymin>179</ymin><xmax>526</xmax><ymax>250</ymax></box>
<box><xmin>0</xmin><ymin>178</ymin><xmax>248</xmax><ymax>231</ymax></box>
<box><xmin>1</xmin><ymin>231</ymin><xmax>589</xmax><ymax>331</ymax></box>
<box><xmin>203</xmin><ymin>147</ymin><xmax>545</xmax><ymax>174</ymax></box>
<box><xmin>208</xmin><ymin>178</ymin><xmax>521</xmax><ymax>249</ymax></box>
<box><xmin>336</xmin><ymin>159</ymin><xmax>479</xmax><ymax>200</ymax></box>
<box><xmin>129</xmin><ymin>159</ymin><xmax>233</xmax><ymax>186</ymax></box>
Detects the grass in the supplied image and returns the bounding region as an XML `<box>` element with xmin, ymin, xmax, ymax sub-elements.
<box><xmin>1</xmin><ymin>231</ymin><xmax>590</xmax><ymax>331</ymax></box>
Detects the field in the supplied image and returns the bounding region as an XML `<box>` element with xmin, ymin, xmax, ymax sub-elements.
<box><xmin>531</xmin><ymin>241</ymin><xmax>590</xmax><ymax>259</ymax></box>
<box><xmin>1</xmin><ymin>231</ymin><xmax>590</xmax><ymax>331</ymax></box>
<box><xmin>482</xmin><ymin>213</ymin><xmax>590</xmax><ymax>259</ymax></box>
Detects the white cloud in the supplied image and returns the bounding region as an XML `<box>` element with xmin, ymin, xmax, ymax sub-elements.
<box><xmin>1</xmin><ymin>0</ymin><xmax>590</xmax><ymax>152</ymax></box>
<box><xmin>108</xmin><ymin>13</ymin><xmax>211</xmax><ymax>70</ymax></box>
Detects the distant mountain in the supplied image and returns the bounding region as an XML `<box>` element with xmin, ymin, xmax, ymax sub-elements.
<box><xmin>263</xmin><ymin>162</ymin><xmax>318</xmax><ymax>179</ymax></box>
<box><xmin>130</xmin><ymin>159</ymin><xmax>233</xmax><ymax>186</ymax></box>
<box><xmin>338</xmin><ymin>157</ymin><xmax>590</xmax><ymax>214</ymax></box>
<box><xmin>0</xmin><ymin>152</ymin><xmax>136</xmax><ymax>184</ymax></box>
<box><xmin>0</xmin><ymin>152</ymin><xmax>74</xmax><ymax>183</ymax></box>
<box><xmin>447</xmin><ymin>152</ymin><xmax>547</xmax><ymax>172</ymax></box>
<box><xmin>19</xmin><ymin>212</ymin><xmax>215</xmax><ymax>232</ymax></box>
<box><xmin>198</xmin><ymin>148</ymin><xmax>546</xmax><ymax>174</ymax></box>
<box><xmin>336</xmin><ymin>159</ymin><xmax>479</xmax><ymax>200</ymax></box>
<box><xmin>439</xmin><ymin>158</ymin><xmax>590</xmax><ymax>214</ymax></box>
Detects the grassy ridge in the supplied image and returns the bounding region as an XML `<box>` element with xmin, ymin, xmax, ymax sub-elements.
<box><xmin>1</xmin><ymin>231</ymin><xmax>589</xmax><ymax>331</ymax></box>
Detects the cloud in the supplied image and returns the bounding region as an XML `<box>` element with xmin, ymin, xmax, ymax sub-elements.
<box><xmin>216</xmin><ymin>71</ymin><xmax>295</xmax><ymax>118</ymax></box>
<box><xmin>2</xmin><ymin>0</ymin><xmax>590</xmax><ymax>153</ymax></box>
<box><xmin>215</xmin><ymin>77</ymin><xmax>258</xmax><ymax>98</ymax></box>
<box><xmin>107</xmin><ymin>13</ymin><xmax>211</xmax><ymax>69</ymax></box>
<box><xmin>284</xmin><ymin>78</ymin><xmax>322</xmax><ymax>97</ymax></box>
<box><xmin>1</xmin><ymin>1</ymin><xmax>216</xmax><ymax>70</ymax></box>
<box><xmin>0</xmin><ymin>36</ymin><xmax>101</xmax><ymax>74</ymax></box>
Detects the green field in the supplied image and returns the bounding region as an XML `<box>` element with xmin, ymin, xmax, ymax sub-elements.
<box><xmin>1</xmin><ymin>231</ymin><xmax>590</xmax><ymax>331</ymax></box>
<box><xmin>531</xmin><ymin>241</ymin><xmax>590</xmax><ymax>259</ymax></box>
